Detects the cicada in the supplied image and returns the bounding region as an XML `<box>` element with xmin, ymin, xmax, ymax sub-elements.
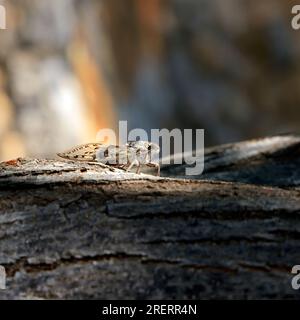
<box><xmin>57</xmin><ymin>141</ymin><xmax>160</xmax><ymax>176</ymax></box>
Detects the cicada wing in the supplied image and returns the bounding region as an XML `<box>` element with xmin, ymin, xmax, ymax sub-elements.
<box><xmin>57</xmin><ymin>143</ymin><xmax>104</xmax><ymax>161</ymax></box>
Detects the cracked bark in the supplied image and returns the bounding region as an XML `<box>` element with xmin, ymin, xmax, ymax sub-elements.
<box><xmin>0</xmin><ymin>135</ymin><xmax>300</xmax><ymax>299</ymax></box>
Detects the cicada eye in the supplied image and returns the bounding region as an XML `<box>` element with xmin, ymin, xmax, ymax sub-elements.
<box><xmin>148</xmin><ymin>145</ymin><xmax>152</xmax><ymax>151</ymax></box>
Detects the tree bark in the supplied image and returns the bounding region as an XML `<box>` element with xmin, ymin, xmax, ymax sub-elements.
<box><xmin>0</xmin><ymin>135</ymin><xmax>300</xmax><ymax>299</ymax></box>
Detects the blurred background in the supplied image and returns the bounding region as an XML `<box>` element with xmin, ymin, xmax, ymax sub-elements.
<box><xmin>0</xmin><ymin>0</ymin><xmax>300</xmax><ymax>161</ymax></box>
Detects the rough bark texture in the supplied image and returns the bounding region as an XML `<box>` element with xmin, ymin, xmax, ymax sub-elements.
<box><xmin>1</xmin><ymin>135</ymin><xmax>300</xmax><ymax>299</ymax></box>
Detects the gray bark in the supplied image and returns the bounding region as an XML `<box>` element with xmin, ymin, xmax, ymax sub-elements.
<box><xmin>0</xmin><ymin>135</ymin><xmax>300</xmax><ymax>299</ymax></box>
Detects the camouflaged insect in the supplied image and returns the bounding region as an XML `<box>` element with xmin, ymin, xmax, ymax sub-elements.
<box><xmin>57</xmin><ymin>141</ymin><xmax>160</xmax><ymax>176</ymax></box>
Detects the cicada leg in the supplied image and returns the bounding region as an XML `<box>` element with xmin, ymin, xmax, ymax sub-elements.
<box><xmin>146</xmin><ymin>162</ymin><xmax>160</xmax><ymax>176</ymax></box>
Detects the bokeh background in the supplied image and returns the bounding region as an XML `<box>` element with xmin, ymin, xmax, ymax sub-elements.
<box><xmin>0</xmin><ymin>0</ymin><xmax>300</xmax><ymax>161</ymax></box>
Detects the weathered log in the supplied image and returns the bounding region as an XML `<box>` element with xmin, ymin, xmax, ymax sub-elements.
<box><xmin>0</xmin><ymin>135</ymin><xmax>300</xmax><ymax>299</ymax></box>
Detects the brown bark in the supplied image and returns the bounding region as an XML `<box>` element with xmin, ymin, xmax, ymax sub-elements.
<box><xmin>0</xmin><ymin>135</ymin><xmax>299</xmax><ymax>299</ymax></box>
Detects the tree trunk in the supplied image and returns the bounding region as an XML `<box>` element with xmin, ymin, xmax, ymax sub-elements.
<box><xmin>0</xmin><ymin>135</ymin><xmax>299</xmax><ymax>299</ymax></box>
